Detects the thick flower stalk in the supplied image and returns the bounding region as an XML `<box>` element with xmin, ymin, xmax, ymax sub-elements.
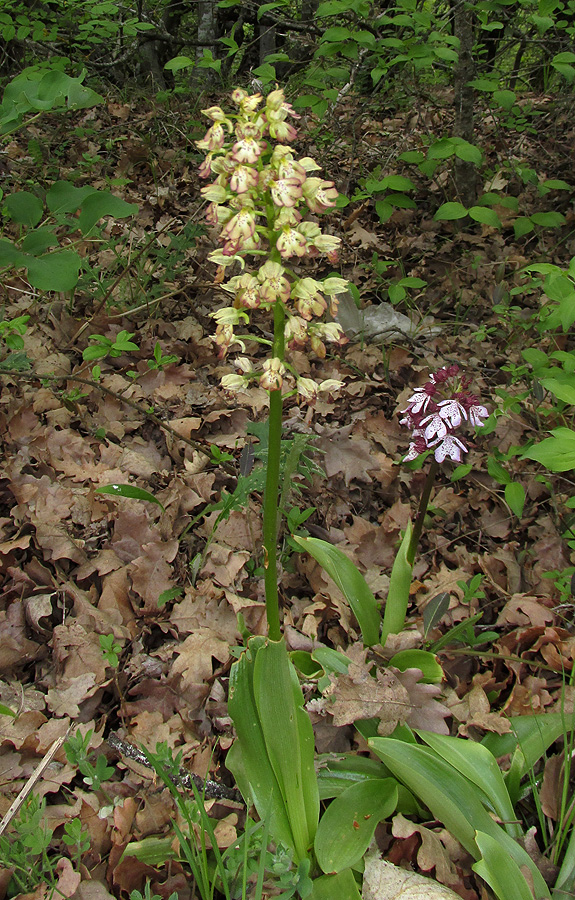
<box><xmin>197</xmin><ymin>87</ymin><xmax>348</xmax><ymax>639</ymax></box>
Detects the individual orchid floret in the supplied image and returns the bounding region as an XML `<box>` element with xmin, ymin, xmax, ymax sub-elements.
<box><xmin>270</xmin><ymin>175</ymin><xmax>304</xmax><ymax>208</ymax></box>
<box><xmin>234</xmin><ymin>273</ymin><xmax>261</xmax><ymax>309</ymax></box>
<box><xmin>266</xmin><ymin>88</ymin><xmax>300</xmax><ymax>118</ymax></box>
<box><xmin>207</xmin><ymin>248</ymin><xmax>246</xmax><ymax>269</ymax></box>
<box><xmin>302</xmin><ymin>178</ymin><xmax>339</xmax><ymax>213</ymax></box>
<box><xmin>291</xmin><ymin>278</ymin><xmax>327</xmax><ymax>320</ymax></box>
<box><xmin>201</xmin><ymin>106</ymin><xmax>232</xmax><ymax>125</ymax></box>
<box><xmin>211</xmin><ymin>306</ymin><xmax>249</xmax><ymax>327</ymax></box>
<box><xmin>220</xmin><ymin>208</ymin><xmax>257</xmax><ymax>250</ymax></box>
<box><xmin>230</xmin><ymin>164</ymin><xmax>259</xmax><ymax>194</ymax></box>
<box><xmin>260</xmin><ymin>357</ymin><xmax>286</xmax><ymax>391</ymax></box>
<box><xmin>401</xmin><ymin>365</ymin><xmax>488</xmax><ymax>464</ymax></box>
<box><xmin>299</xmin><ymin>157</ymin><xmax>322</xmax><ymax>173</ymax></box>
<box><xmin>258</xmin><ymin>261</ymin><xmax>291</xmax><ymax>304</ymax></box>
<box><xmin>201</xmin><ymin>183</ymin><xmax>229</xmax><ymax>204</ymax></box>
<box><xmin>231</xmin><ymin>124</ymin><xmax>266</xmax><ymax>164</ymax></box>
<box><xmin>268</xmin><ymin>119</ymin><xmax>298</xmax><ymax>142</ymax></box>
<box><xmin>284</xmin><ymin>315</ymin><xmax>309</xmax><ymax>349</ymax></box>
<box><xmin>312</xmin><ymin>322</ymin><xmax>347</xmax><ymax>345</ymax></box>
<box><xmin>276</xmin><ymin>226</ymin><xmax>308</xmax><ymax>259</ymax></box>
<box><xmin>196</xmin><ymin>123</ymin><xmax>226</xmax><ymax>152</ymax></box>
<box><xmin>231</xmin><ymin>88</ymin><xmax>263</xmax><ymax>111</ymax></box>
<box><xmin>221</xmin><ymin>373</ymin><xmax>250</xmax><ymax>393</ymax></box>
<box><xmin>296</xmin><ymin>377</ymin><xmax>319</xmax><ymax>403</ymax></box>
<box><xmin>432</xmin><ymin>434</ymin><xmax>468</xmax><ymax>463</ymax></box>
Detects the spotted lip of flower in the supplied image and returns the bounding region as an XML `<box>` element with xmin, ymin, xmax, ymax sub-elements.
<box><xmin>230</xmin><ymin>165</ymin><xmax>259</xmax><ymax>194</ymax></box>
<box><xmin>220</xmin><ymin>209</ymin><xmax>256</xmax><ymax>247</ymax></box>
<box><xmin>260</xmin><ymin>358</ymin><xmax>286</xmax><ymax>391</ymax></box>
<box><xmin>258</xmin><ymin>261</ymin><xmax>291</xmax><ymax>304</ymax></box>
<box><xmin>269</xmin><ymin>120</ymin><xmax>298</xmax><ymax>142</ymax></box>
<box><xmin>270</xmin><ymin>176</ymin><xmax>304</xmax><ymax>208</ymax></box>
<box><xmin>276</xmin><ymin>227</ymin><xmax>308</xmax><ymax>259</ymax></box>
<box><xmin>468</xmin><ymin>403</ymin><xmax>488</xmax><ymax>427</ymax></box>
<box><xmin>430</xmin><ymin>434</ymin><xmax>467</xmax><ymax>463</ymax></box>
<box><xmin>302</xmin><ymin>178</ymin><xmax>339</xmax><ymax>213</ymax></box>
<box><xmin>231</xmin><ymin>138</ymin><xmax>265</xmax><ymax>165</ymax></box>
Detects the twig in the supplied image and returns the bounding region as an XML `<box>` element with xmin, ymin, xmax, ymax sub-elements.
<box><xmin>107</xmin><ymin>733</ymin><xmax>243</xmax><ymax>804</ymax></box>
<box><xmin>0</xmin><ymin>368</ymin><xmax>236</xmax><ymax>475</ymax></box>
<box><xmin>0</xmin><ymin>726</ymin><xmax>72</xmax><ymax>837</ymax></box>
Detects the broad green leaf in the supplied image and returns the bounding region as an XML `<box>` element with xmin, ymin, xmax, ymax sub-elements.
<box><xmin>427</xmin><ymin>138</ymin><xmax>456</xmax><ymax>159</ymax></box>
<box><xmin>381</xmin><ymin>175</ymin><xmax>416</xmax><ymax>191</ymax></box>
<box><xmin>454</xmin><ymin>142</ymin><xmax>482</xmax><ymax>164</ymax></box>
<box><xmin>540</xmin><ymin>373</ymin><xmax>575</xmax><ymax>405</ymax></box>
<box><xmin>21</xmin><ymin>227</ymin><xmax>58</xmax><ymax>255</ymax></box>
<box><xmin>316</xmin><ymin>754</ymin><xmax>390</xmax><ymax>799</ymax></box>
<box><xmin>0</xmin><ymin>703</ymin><xmax>16</xmax><ymax>717</ymax></box>
<box><xmin>530</xmin><ymin>211</ymin><xmax>566</xmax><ymax>228</ymax></box>
<box><xmin>314</xmin><ymin>779</ymin><xmax>397</xmax><ymax>873</ymax></box>
<box><xmin>312</xmin><ymin>646</ymin><xmax>350</xmax><ymax>675</ymax></box>
<box><xmin>388</xmin><ymin>650</ymin><xmax>443</xmax><ymax>683</ymax></box>
<box><xmin>227</xmin><ymin>638</ymin><xmax>295</xmax><ymax>853</ymax></box>
<box><xmin>381</xmin><ymin>520</ymin><xmax>413</xmax><ymax>644</ymax></box>
<box><xmin>370</xmin><ymin>738</ymin><xmax>550</xmax><ymax>898</ymax></box>
<box><xmin>26</xmin><ymin>249</ymin><xmax>82</xmax><ymax>292</ymax></box>
<box><xmin>0</xmin><ymin>239</ymin><xmax>26</xmax><ymax>267</ymax></box>
<box><xmin>4</xmin><ymin>191</ymin><xmax>43</xmax><ymax>226</ymax></box>
<box><xmin>468</xmin><ymin>206</ymin><xmax>501</xmax><ymax>228</ymax></box>
<box><xmin>307</xmin><ymin>869</ymin><xmax>361</xmax><ymax>900</ymax></box>
<box><xmin>505</xmin><ymin>482</ymin><xmax>525</xmax><ymax>518</ymax></box>
<box><xmin>493</xmin><ymin>89</ymin><xmax>516</xmax><ymax>110</ymax></box>
<box><xmin>78</xmin><ymin>191</ymin><xmax>138</xmax><ymax>235</ymax></box>
<box><xmin>521</xmin><ymin>427</ymin><xmax>575</xmax><ymax>471</ymax></box>
<box><xmin>514</xmin><ymin>217</ymin><xmax>534</xmax><ymax>238</ymax></box>
<box><xmin>254</xmin><ymin>638</ymin><xmax>319</xmax><ymax>861</ymax></box>
<box><xmin>415</xmin><ymin>731</ymin><xmax>521</xmax><ymax>838</ymax></box>
<box><xmin>163</xmin><ymin>55</ymin><xmax>195</xmax><ymax>71</ymax></box>
<box><xmin>422</xmin><ymin>592</ymin><xmax>450</xmax><ymax>637</ymax></box>
<box><xmin>95</xmin><ymin>484</ymin><xmax>165</xmax><ymax>511</ymax></box>
<box><xmin>487</xmin><ymin>457</ymin><xmax>511</xmax><ymax>485</ymax></box>
<box><xmin>291</xmin><ymin>650</ymin><xmax>323</xmax><ymax>678</ymax></box>
<box><xmin>375</xmin><ymin>200</ymin><xmax>393</xmax><ymax>223</ymax></box>
<box><xmin>322</xmin><ymin>25</ymin><xmax>352</xmax><ymax>40</ymax></box>
<box><xmin>473</xmin><ymin>832</ymin><xmax>535</xmax><ymax>900</ymax></box>
<box><xmin>482</xmin><ymin>711</ymin><xmax>575</xmax><ymax>778</ymax></box>
<box><xmin>292</xmin><ymin>537</ymin><xmax>380</xmax><ymax>646</ymax></box>
<box><xmin>46</xmin><ymin>180</ymin><xmax>95</xmax><ymax>215</ymax></box>
<box><xmin>434</xmin><ymin>202</ymin><xmax>468</xmax><ymax>220</ymax></box>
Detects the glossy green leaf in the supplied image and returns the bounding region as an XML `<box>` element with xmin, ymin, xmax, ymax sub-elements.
<box><xmin>316</xmin><ymin>753</ymin><xmax>391</xmax><ymax>799</ymax></box>
<box><xmin>227</xmin><ymin>637</ymin><xmax>295</xmax><ymax>853</ymax></box>
<box><xmin>493</xmin><ymin>89</ymin><xmax>516</xmax><ymax>110</ymax></box>
<box><xmin>522</xmin><ymin>427</ymin><xmax>575</xmax><ymax>472</ymax></box>
<box><xmin>292</xmin><ymin>536</ymin><xmax>380</xmax><ymax>646</ymax></box>
<box><xmin>253</xmin><ymin>638</ymin><xmax>319</xmax><ymax>861</ymax></box>
<box><xmin>26</xmin><ymin>250</ymin><xmax>82</xmax><ymax>292</ymax></box>
<box><xmin>164</xmin><ymin>55</ymin><xmax>195</xmax><ymax>71</ymax></box>
<box><xmin>370</xmin><ymin>738</ymin><xmax>550</xmax><ymax>898</ymax></box>
<box><xmin>78</xmin><ymin>191</ymin><xmax>138</xmax><ymax>235</ymax></box>
<box><xmin>434</xmin><ymin>201</ymin><xmax>468</xmax><ymax>221</ymax></box>
<box><xmin>381</xmin><ymin>520</ymin><xmax>413</xmax><ymax>645</ymax></box>
<box><xmin>469</xmin><ymin>206</ymin><xmax>501</xmax><ymax>228</ymax></box>
<box><xmin>314</xmin><ymin>779</ymin><xmax>397</xmax><ymax>873</ymax></box>
<box><xmin>505</xmin><ymin>482</ymin><xmax>525</xmax><ymax>518</ymax></box>
<box><xmin>95</xmin><ymin>484</ymin><xmax>165</xmax><ymax>511</ymax></box>
<box><xmin>388</xmin><ymin>650</ymin><xmax>444</xmax><ymax>683</ymax></box>
<box><xmin>473</xmin><ymin>831</ymin><xmax>535</xmax><ymax>900</ymax></box>
<box><xmin>415</xmin><ymin>731</ymin><xmax>521</xmax><ymax>838</ymax></box>
<box><xmin>307</xmin><ymin>869</ymin><xmax>361</xmax><ymax>900</ymax></box>
<box><xmin>454</xmin><ymin>141</ymin><xmax>482</xmax><ymax>164</ymax></box>
<box><xmin>4</xmin><ymin>191</ymin><xmax>43</xmax><ymax>226</ymax></box>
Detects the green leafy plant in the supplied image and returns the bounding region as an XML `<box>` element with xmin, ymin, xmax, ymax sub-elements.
<box><xmin>64</xmin><ymin>729</ymin><xmax>115</xmax><ymax>791</ymax></box>
<box><xmin>0</xmin><ymin>794</ymin><xmax>56</xmax><ymax>895</ymax></box>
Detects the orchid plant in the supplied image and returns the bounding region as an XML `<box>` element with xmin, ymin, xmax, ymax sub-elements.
<box><xmin>197</xmin><ymin>87</ymin><xmax>360</xmax><ymax>887</ymax></box>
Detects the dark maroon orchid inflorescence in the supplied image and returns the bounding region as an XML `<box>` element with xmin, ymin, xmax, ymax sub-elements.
<box><xmin>401</xmin><ymin>365</ymin><xmax>488</xmax><ymax>463</ymax></box>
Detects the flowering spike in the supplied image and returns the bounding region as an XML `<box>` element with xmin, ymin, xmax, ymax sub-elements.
<box><xmin>401</xmin><ymin>366</ymin><xmax>488</xmax><ymax>463</ymax></box>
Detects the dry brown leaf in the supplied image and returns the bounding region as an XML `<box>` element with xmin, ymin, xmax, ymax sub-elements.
<box><xmin>392</xmin><ymin>814</ymin><xmax>460</xmax><ymax>886</ymax></box>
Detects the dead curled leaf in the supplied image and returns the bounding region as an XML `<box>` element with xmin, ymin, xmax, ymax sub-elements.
<box><xmin>324</xmin><ymin>646</ymin><xmax>449</xmax><ymax>735</ymax></box>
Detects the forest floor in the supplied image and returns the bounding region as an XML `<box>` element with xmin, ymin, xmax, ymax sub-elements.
<box><xmin>1</xmin><ymin>84</ymin><xmax>575</xmax><ymax>900</ymax></box>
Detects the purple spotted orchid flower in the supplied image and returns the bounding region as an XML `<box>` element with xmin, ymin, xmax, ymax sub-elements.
<box><xmin>401</xmin><ymin>365</ymin><xmax>488</xmax><ymax>463</ymax></box>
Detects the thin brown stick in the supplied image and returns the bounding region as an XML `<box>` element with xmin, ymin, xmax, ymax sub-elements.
<box><xmin>107</xmin><ymin>733</ymin><xmax>243</xmax><ymax>804</ymax></box>
<box><xmin>0</xmin><ymin>727</ymin><xmax>71</xmax><ymax>837</ymax></box>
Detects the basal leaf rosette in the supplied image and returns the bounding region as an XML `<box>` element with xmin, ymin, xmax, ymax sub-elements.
<box><xmin>196</xmin><ymin>87</ymin><xmax>349</xmax><ymax>402</ymax></box>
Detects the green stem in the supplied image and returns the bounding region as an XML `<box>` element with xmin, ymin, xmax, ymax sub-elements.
<box><xmin>407</xmin><ymin>457</ymin><xmax>439</xmax><ymax>566</ymax></box>
<box><xmin>262</xmin><ymin>300</ymin><xmax>285</xmax><ymax>641</ymax></box>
